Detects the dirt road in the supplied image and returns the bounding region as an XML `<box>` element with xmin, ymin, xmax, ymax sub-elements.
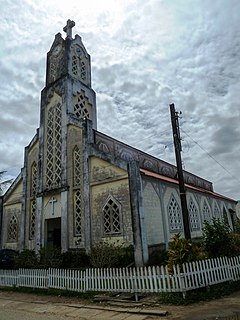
<box><xmin>0</xmin><ymin>290</ymin><xmax>239</xmax><ymax>319</ymax></box>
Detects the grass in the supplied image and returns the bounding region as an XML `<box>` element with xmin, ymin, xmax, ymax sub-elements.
<box><xmin>160</xmin><ymin>280</ymin><xmax>240</xmax><ymax>305</ymax></box>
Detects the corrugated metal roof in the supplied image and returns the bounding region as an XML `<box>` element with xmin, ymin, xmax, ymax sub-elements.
<box><xmin>140</xmin><ymin>168</ymin><xmax>236</xmax><ymax>203</ymax></box>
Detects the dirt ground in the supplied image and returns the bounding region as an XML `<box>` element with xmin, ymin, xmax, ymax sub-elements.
<box><xmin>0</xmin><ymin>289</ymin><xmax>239</xmax><ymax>319</ymax></box>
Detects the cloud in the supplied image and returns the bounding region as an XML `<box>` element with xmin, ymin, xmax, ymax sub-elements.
<box><xmin>0</xmin><ymin>0</ymin><xmax>240</xmax><ymax>199</ymax></box>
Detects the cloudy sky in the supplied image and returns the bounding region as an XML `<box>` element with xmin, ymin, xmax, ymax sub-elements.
<box><xmin>0</xmin><ymin>0</ymin><xmax>240</xmax><ymax>199</ymax></box>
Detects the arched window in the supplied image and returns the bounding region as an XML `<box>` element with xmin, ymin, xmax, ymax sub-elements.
<box><xmin>213</xmin><ymin>202</ymin><xmax>221</xmax><ymax>219</ymax></box>
<box><xmin>80</xmin><ymin>60</ymin><xmax>86</xmax><ymax>82</ymax></box>
<box><xmin>74</xmin><ymin>91</ymin><xmax>91</xmax><ymax>120</ymax></box>
<box><xmin>29</xmin><ymin>199</ymin><xmax>36</xmax><ymax>240</ymax></box>
<box><xmin>74</xmin><ymin>189</ymin><xmax>82</xmax><ymax>237</ymax></box>
<box><xmin>73</xmin><ymin>146</ymin><xmax>81</xmax><ymax>187</ymax></box>
<box><xmin>29</xmin><ymin>162</ymin><xmax>37</xmax><ymax>240</ymax></box>
<box><xmin>46</xmin><ymin>103</ymin><xmax>62</xmax><ymax>189</ymax></box>
<box><xmin>8</xmin><ymin>215</ymin><xmax>18</xmax><ymax>242</ymax></box>
<box><xmin>188</xmin><ymin>197</ymin><xmax>200</xmax><ymax>230</ymax></box>
<box><xmin>31</xmin><ymin>162</ymin><xmax>37</xmax><ymax>196</ymax></box>
<box><xmin>202</xmin><ymin>200</ymin><xmax>211</xmax><ymax>223</ymax></box>
<box><xmin>72</xmin><ymin>55</ymin><xmax>78</xmax><ymax>75</ymax></box>
<box><xmin>103</xmin><ymin>197</ymin><xmax>121</xmax><ymax>235</ymax></box>
<box><xmin>168</xmin><ymin>195</ymin><xmax>183</xmax><ymax>232</ymax></box>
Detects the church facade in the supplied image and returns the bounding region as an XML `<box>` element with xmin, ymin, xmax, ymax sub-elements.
<box><xmin>0</xmin><ymin>21</ymin><xmax>236</xmax><ymax>266</ymax></box>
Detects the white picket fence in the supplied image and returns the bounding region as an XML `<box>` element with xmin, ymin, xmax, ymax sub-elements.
<box><xmin>0</xmin><ymin>255</ymin><xmax>240</xmax><ymax>294</ymax></box>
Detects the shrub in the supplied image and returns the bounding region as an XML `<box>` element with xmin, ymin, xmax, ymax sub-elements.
<box><xmin>167</xmin><ymin>233</ymin><xmax>203</xmax><ymax>272</ymax></box>
<box><xmin>148</xmin><ymin>249</ymin><xmax>168</xmax><ymax>266</ymax></box>
<box><xmin>229</xmin><ymin>233</ymin><xmax>240</xmax><ymax>256</ymax></box>
<box><xmin>39</xmin><ymin>246</ymin><xmax>62</xmax><ymax>268</ymax></box>
<box><xmin>15</xmin><ymin>250</ymin><xmax>39</xmax><ymax>269</ymax></box>
<box><xmin>61</xmin><ymin>250</ymin><xmax>90</xmax><ymax>269</ymax></box>
<box><xmin>234</xmin><ymin>218</ymin><xmax>240</xmax><ymax>234</ymax></box>
<box><xmin>89</xmin><ymin>241</ymin><xmax>133</xmax><ymax>268</ymax></box>
<box><xmin>202</xmin><ymin>218</ymin><xmax>231</xmax><ymax>258</ymax></box>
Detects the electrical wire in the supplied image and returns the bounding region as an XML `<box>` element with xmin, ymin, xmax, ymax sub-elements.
<box><xmin>181</xmin><ymin>128</ymin><xmax>240</xmax><ymax>185</ymax></box>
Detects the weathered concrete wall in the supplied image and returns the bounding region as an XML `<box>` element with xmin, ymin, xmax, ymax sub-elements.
<box><xmin>2</xmin><ymin>179</ymin><xmax>23</xmax><ymax>250</ymax></box>
<box><xmin>25</xmin><ymin>139</ymin><xmax>39</xmax><ymax>250</ymax></box>
<box><xmin>67</xmin><ymin>124</ymin><xmax>83</xmax><ymax>249</ymax></box>
<box><xmin>90</xmin><ymin>157</ymin><xmax>133</xmax><ymax>246</ymax></box>
<box><xmin>143</xmin><ymin>181</ymin><xmax>165</xmax><ymax>245</ymax></box>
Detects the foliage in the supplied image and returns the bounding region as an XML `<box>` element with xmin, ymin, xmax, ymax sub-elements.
<box><xmin>229</xmin><ymin>233</ymin><xmax>240</xmax><ymax>256</ymax></box>
<box><xmin>160</xmin><ymin>280</ymin><xmax>240</xmax><ymax>305</ymax></box>
<box><xmin>202</xmin><ymin>218</ymin><xmax>231</xmax><ymax>258</ymax></box>
<box><xmin>167</xmin><ymin>233</ymin><xmax>204</xmax><ymax>272</ymax></box>
<box><xmin>148</xmin><ymin>249</ymin><xmax>168</xmax><ymax>266</ymax></box>
<box><xmin>60</xmin><ymin>250</ymin><xmax>90</xmax><ymax>269</ymax></box>
<box><xmin>89</xmin><ymin>241</ymin><xmax>133</xmax><ymax>268</ymax></box>
<box><xmin>234</xmin><ymin>218</ymin><xmax>240</xmax><ymax>234</ymax></box>
<box><xmin>15</xmin><ymin>250</ymin><xmax>39</xmax><ymax>269</ymax></box>
<box><xmin>39</xmin><ymin>246</ymin><xmax>62</xmax><ymax>268</ymax></box>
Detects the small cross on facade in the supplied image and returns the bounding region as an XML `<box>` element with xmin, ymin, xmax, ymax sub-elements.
<box><xmin>49</xmin><ymin>197</ymin><xmax>57</xmax><ymax>216</ymax></box>
<box><xmin>63</xmin><ymin>19</ymin><xmax>75</xmax><ymax>39</ymax></box>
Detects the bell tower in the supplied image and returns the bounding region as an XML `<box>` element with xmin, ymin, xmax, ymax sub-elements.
<box><xmin>45</xmin><ymin>19</ymin><xmax>96</xmax><ymax>128</ymax></box>
<box><xmin>35</xmin><ymin>20</ymin><xmax>96</xmax><ymax>252</ymax></box>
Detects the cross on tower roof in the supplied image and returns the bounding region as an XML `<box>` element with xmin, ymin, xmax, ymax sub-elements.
<box><xmin>63</xmin><ymin>19</ymin><xmax>75</xmax><ymax>39</ymax></box>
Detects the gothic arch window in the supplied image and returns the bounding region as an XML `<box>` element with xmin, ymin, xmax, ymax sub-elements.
<box><xmin>73</xmin><ymin>91</ymin><xmax>92</xmax><ymax>120</ymax></box>
<box><xmin>46</xmin><ymin>103</ymin><xmax>62</xmax><ymax>189</ymax></box>
<box><xmin>213</xmin><ymin>202</ymin><xmax>221</xmax><ymax>219</ymax></box>
<box><xmin>103</xmin><ymin>196</ymin><xmax>121</xmax><ymax>235</ymax></box>
<box><xmin>188</xmin><ymin>197</ymin><xmax>200</xmax><ymax>230</ymax></box>
<box><xmin>29</xmin><ymin>162</ymin><xmax>37</xmax><ymax>240</ymax></box>
<box><xmin>80</xmin><ymin>60</ymin><xmax>86</xmax><ymax>82</ymax></box>
<box><xmin>29</xmin><ymin>199</ymin><xmax>36</xmax><ymax>240</ymax></box>
<box><xmin>74</xmin><ymin>189</ymin><xmax>82</xmax><ymax>237</ymax></box>
<box><xmin>8</xmin><ymin>215</ymin><xmax>18</xmax><ymax>242</ymax></box>
<box><xmin>71</xmin><ymin>46</ymin><xmax>88</xmax><ymax>84</ymax></box>
<box><xmin>31</xmin><ymin>162</ymin><xmax>37</xmax><ymax>196</ymax></box>
<box><xmin>168</xmin><ymin>195</ymin><xmax>183</xmax><ymax>232</ymax></box>
<box><xmin>202</xmin><ymin>200</ymin><xmax>211</xmax><ymax>223</ymax></box>
<box><xmin>73</xmin><ymin>145</ymin><xmax>83</xmax><ymax>238</ymax></box>
<box><xmin>72</xmin><ymin>55</ymin><xmax>78</xmax><ymax>75</ymax></box>
<box><xmin>222</xmin><ymin>205</ymin><xmax>231</xmax><ymax>227</ymax></box>
<box><xmin>73</xmin><ymin>146</ymin><xmax>81</xmax><ymax>187</ymax></box>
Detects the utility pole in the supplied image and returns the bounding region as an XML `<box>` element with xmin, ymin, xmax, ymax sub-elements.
<box><xmin>169</xmin><ymin>103</ymin><xmax>191</xmax><ymax>240</ymax></box>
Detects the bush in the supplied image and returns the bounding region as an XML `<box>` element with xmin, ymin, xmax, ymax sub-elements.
<box><xmin>39</xmin><ymin>246</ymin><xmax>62</xmax><ymax>268</ymax></box>
<box><xmin>234</xmin><ymin>218</ymin><xmax>240</xmax><ymax>234</ymax></box>
<box><xmin>89</xmin><ymin>241</ymin><xmax>133</xmax><ymax>268</ymax></box>
<box><xmin>148</xmin><ymin>249</ymin><xmax>168</xmax><ymax>266</ymax></box>
<box><xmin>202</xmin><ymin>218</ymin><xmax>231</xmax><ymax>258</ymax></box>
<box><xmin>229</xmin><ymin>233</ymin><xmax>240</xmax><ymax>256</ymax></box>
<box><xmin>61</xmin><ymin>250</ymin><xmax>90</xmax><ymax>269</ymax></box>
<box><xmin>15</xmin><ymin>250</ymin><xmax>39</xmax><ymax>269</ymax></box>
<box><xmin>167</xmin><ymin>233</ymin><xmax>203</xmax><ymax>272</ymax></box>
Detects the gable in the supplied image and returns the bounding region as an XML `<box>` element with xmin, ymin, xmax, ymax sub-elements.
<box><xmin>4</xmin><ymin>177</ymin><xmax>23</xmax><ymax>206</ymax></box>
<box><xmin>90</xmin><ymin>157</ymin><xmax>127</xmax><ymax>184</ymax></box>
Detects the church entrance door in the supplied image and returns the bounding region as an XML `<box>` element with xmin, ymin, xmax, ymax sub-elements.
<box><xmin>46</xmin><ymin>218</ymin><xmax>61</xmax><ymax>248</ymax></box>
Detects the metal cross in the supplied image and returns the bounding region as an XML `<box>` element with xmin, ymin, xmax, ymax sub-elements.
<box><xmin>63</xmin><ymin>19</ymin><xmax>75</xmax><ymax>39</ymax></box>
<box><xmin>49</xmin><ymin>197</ymin><xmax>57</xmax><ymax>215</ymax></box>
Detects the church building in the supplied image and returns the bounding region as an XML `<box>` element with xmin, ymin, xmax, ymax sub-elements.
<box><xmin>0</xmin><ymin>20</ymin><xmax>236</xmax><ymax>266</ymax></box>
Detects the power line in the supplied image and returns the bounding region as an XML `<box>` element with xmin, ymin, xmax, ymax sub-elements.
<box><xmin>181</xmin><ymin>128</ymin><xmax>240</xmax><ymax>185</ymax></box>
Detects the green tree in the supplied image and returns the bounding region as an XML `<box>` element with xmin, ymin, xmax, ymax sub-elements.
<box><xmin>202</xmin><ymin>218</ymin><xmax>231</xmax><ymax>258</ymax></box>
